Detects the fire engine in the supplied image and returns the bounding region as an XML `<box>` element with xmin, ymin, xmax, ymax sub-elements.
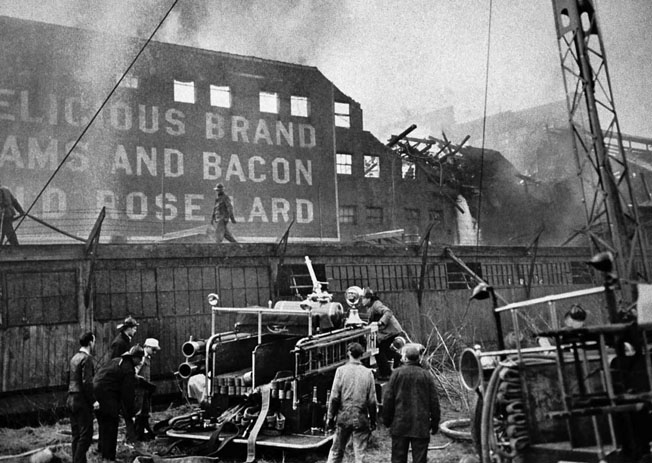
<box><xmin>165</xmin><ymin>257</ymin><xmax>378</xmax><ymax>462</ymax></box>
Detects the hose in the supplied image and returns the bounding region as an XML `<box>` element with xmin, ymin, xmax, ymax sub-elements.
<box><xmin>439</xmin><ymin>418</ymin><xmax>473</xmax><ymax>441</ymax></box>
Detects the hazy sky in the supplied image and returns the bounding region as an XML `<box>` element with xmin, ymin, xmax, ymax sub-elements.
<box><xmin>1</xmin><ymin>0</ymin><xmax>650</xmax><ymax>143</ymax></box>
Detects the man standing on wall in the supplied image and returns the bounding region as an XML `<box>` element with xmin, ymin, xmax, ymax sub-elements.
<box><xmin>109</xmin><ymin>316</ymin><xmax>139</xmax><ymax>359</ymax></box>
<box><xmin>210</xmin><ymin>183</ymin><xmax>237</xmax><ymax>243</ymax></box>
<box><xmin>382</xmin><ymin>343</ymin><xmax>440</xmax><ymax>463</ymax></box>
<box><xmin>67</xmin><ymin>331</ymin><xmax>97</xmax><ymax>463</ymax></box>
<box><xmin>325</xmin><ymin>342</ymin><xmax>377</xmax><ymax>463</ymax></box>
<box><xmin>0</xmin><ymin>181</ymin><xmax>25</xmax><ymax>246</ymax></box>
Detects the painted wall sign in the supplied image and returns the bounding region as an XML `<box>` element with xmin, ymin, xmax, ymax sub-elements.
<box><xmin>0</xmin><ymin>17</ymin><xmax>339</xmax><ymax>242</ymax></box>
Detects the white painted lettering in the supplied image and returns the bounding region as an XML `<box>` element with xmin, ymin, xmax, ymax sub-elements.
<box><xmin>272</xmin><ymin>157</ymin><xmax>290</xmax><ymax>184</ymax></box>
<box><xmin>112</xmin><ymin>145</ymin><xmax>133</xmax><ymax>175</ymax></box>
<box><xmin>20</xmin><ymin>90</ymin><xmax>43</xmax><ymax>123</ymax></box>
<box><xmin>231</xmin><ymin>116</ymin><xmax>249</xmax><ymax>143</ymax></box>
<box><xmin>271</xmin><ymin>198</ymin><xmax>290</xmax><ymax>222</ymax></box>
<box><xmin>248</xmin><ymin>156</ymin><xmax>266</xmax><ymax>182</ymax></box>
<box><xmin>0</xmin><ymin>135</ymin><xmax>24</xmax><ymax>168</ymax></box>
<box><xmin>296</xmin><ymin>199</ymin><xmax>313</xmax><ymax>223</ymax></box>
<box><xmin>137</xmin><ymin>146</ymin><xmax>157</xmax><ymax>176</ymax></box>
<box><xmin>126</xmin><ymin>192</ymin><xmax>148</xmax><ymax>220</ymax></box>
<box><xmin>202</xmin><ymin>152</ymin><xmax>221</xmax><ymax>180</ymax></box>
<box><xmin>253</xmin><ymin>119</ymin><xmax>273</xmax><ymax>145</ymax></box>
<box><xmin>65</xmin><ymin>141</ymin><xmax>89</xmax><ymax>172</ymax></box>
<box><xmin>164</xmin><ymin>148</ymin><xmax>184</xmax><ymax>177</ymax></box>
<box><xmin>0</xmin><ymin>89</ymin><xmax>15</xmax><ymax>121</ymax></box>
<box><xmin>42</xmin><ymin>187</ymin><xmax>66</xmax><ymax>219</ymax></box>
<box><xmin>97</xmin><ymin>190</ymin><xmax>119</xmax><ymax>219</ymax></box>
<box><xmin>111</xmin><ymin>101</ymin><xmax>132</xmax><ymax>131</ymax></box>
<box><xmin>156</xmin><ymin>192</ymin><xmax>177</xmax><ymax>220</ymax></box>
<box><xmin>205</xmin><ymin>112</ymin><xmax>225</xmax><ymax>140</ymax></box>
<box><xmin>165</xmin><ymin>108</ymin><xmax>185</xmax><ymax>136</ymax></box>
<box><xmin>27</xmin><ymin>137</ymin><xmax>58</xmax><ymax>170</ymax></box>
<box><xmin>299</xmin><ymin>123</ymin><xmax>316</xmax><ymax>148</ymax></box>
<box><xmin>276</xmin><ymin>121</ymin><xmax>293</xmax><ymax>146</ymax></box>
<box><xmin>296</xmin><ymin>159</ymin><xmax>312</xmax><ymax>185</ymax></box>
<box><xmin>248</xmin><ymin>197</ymin><xmax>269</xmax><ymax>222</ymax></box>
<box><xmin>184</xmin><ymin>194</ymin><xmax>204</xmax><ymax>221</ymax></box>
<box><xmin>225</xmin><ymin>153</ymin><xmax>246</xmax><ymax>182</ymax></box>
<box><xmin>139</xmin><ymin>105</ymin><xmax>159</xmax><ymax>134</ymax></box>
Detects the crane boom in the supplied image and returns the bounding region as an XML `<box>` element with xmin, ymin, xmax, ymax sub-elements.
<box><xmin>552</xmin><ymin>0</ymin><xmax>650</xmax><ymax>312</ymax></box>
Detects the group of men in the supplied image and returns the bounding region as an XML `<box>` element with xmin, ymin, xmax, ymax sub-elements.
<box><xmin>67</xmin><ymin>316</ymin><xmax>160</xmax><ymax>463</ymax></box>
<box><xmin>327</xmin><ymin>288</ymin><xmax>441</xmax><ymax>463</ymax></box>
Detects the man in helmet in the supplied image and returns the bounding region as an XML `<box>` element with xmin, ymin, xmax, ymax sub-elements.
<box><xmin>360</xmin><ymin>287</ymin><xmax>405</xmax><ymax>379</ymax></box>
<box><xmin>210</xmin><ymin>183</ymin><xmax>237</xmax><ymax>243</ymax></box>
<box><xmin>93</xmin><ymin>345</ymin><xmax>145</xmax><ymax>460</ymax></box>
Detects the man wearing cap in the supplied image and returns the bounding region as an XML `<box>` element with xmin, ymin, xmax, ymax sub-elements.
<box><xmin>382</xmin><ymin>343</ymin><xmax>440</xmax><ymax>463</ymax></box>
<box><xmin>134</xmin><ymin>338</ymin><xmax>160</xmax><ymax>441</ymax></box>
<box><xmin>325</xmin><ymin>342</ymin><xmax>377</xmax><ymax>463</ymax></box>
<box><xmin>109</xmin><ymin>316</ymin><xmax>138</xmax><ymax>359</ymax></box>
<box><xmin>210</xmin><ymin>183</ymin><xmax>237</xmax><ymax>243</ymax></box>
<box><xmin>93</xmin><ymin>345</ymin><xmax>145</xmax><ymax>461</ymax></box>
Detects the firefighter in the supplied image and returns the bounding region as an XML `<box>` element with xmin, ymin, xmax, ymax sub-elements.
<box><xmin>0</xmin><ymin>182</ymin><xmax>25</xmax><ymax>246</ymax></box>
<box><xmin>359</xmin><ymin>287</ymin><xmax>405</xmax><ymax>379</ymax></box>
<box><xmin>210</xmin><ymin>183</ymin><xmax>237</xmax><ymax>243</ymax></box>
<box><xmin>109</xmin><ymin>316</ymin><xmax>139</xmax><ymax>359</ymax></box>
<box><xmin>93</xmin><ymin>345</ymin><xmax>145</xmax><ymax>460</ymax></box>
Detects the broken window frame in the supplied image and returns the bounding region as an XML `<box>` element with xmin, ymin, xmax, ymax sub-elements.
<box><xmin>174</xmin><ymin>80</ymin><xmax>195</xmax><ymax>104</ymax></box>
<box><xmin>364</xmin><ymin>155</ymin><xmax>380</xmax><ymax>178</ymax></box>
<box><xmin>401</xmin><ymin>159</ymin><xmax>416</xmax><ymax>180</ymax></box>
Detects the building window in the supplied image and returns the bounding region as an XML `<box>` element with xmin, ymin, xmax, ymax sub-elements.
<box><xmin>291</xmin><ymin>96</ymin><xmax>309</xmax><ymax>117</ymax></box>
<box><xmin>402</xmin><ymin>160</ymin><xmax>416</xmax><ymax>179</ymax></box>
<box><xmin>117</xmin><ymin>74</ymin><xmax>139</xmax><ymax>89</ymax></box>
<box><xmin>174</xmin><ymin>80</ymin><xmax>195</xmax><ymax>103</ymax></box>
<box><xmin>364</xmin><ymin>155</ymin><xmax>380</xmax><ymax>178</ymax></box>
<box><xmin>406</xmin><ymin>208</ymin><xmax>420</xmax><ymax>223</ymax></box>
<box><xmin>339</xmin><ymin>206</ymin><xmax>357</xmax><ymax>224</ymax></box>
<box><xmin>336</xmin><ymin>153</ymin><xmax>352</xmax><ymax>175</ymax></box>
<box><xmin>335</xmin><ymin>102</ymin><xmax>350</xmax><ymax>128</ymax></box>
<box><xmin>366</xmin><ymin>207</ymin><xmax>383</xmax><ymax>225</ymax></box>
<box><xmin>260</xmin><ymin>91</ymin><xmax>279</xmax><ymax>113</ymax></box>
<box><xmin>210</xmin><ymin>85</ymin><xmax>231</xmax><ymax>108</ymax></box>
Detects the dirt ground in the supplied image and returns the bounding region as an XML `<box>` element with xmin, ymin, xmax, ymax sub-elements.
<box><xmin>0</xmin><ymin>397</ymin><xmax>478</xmax><ymax>463</ymax></box>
